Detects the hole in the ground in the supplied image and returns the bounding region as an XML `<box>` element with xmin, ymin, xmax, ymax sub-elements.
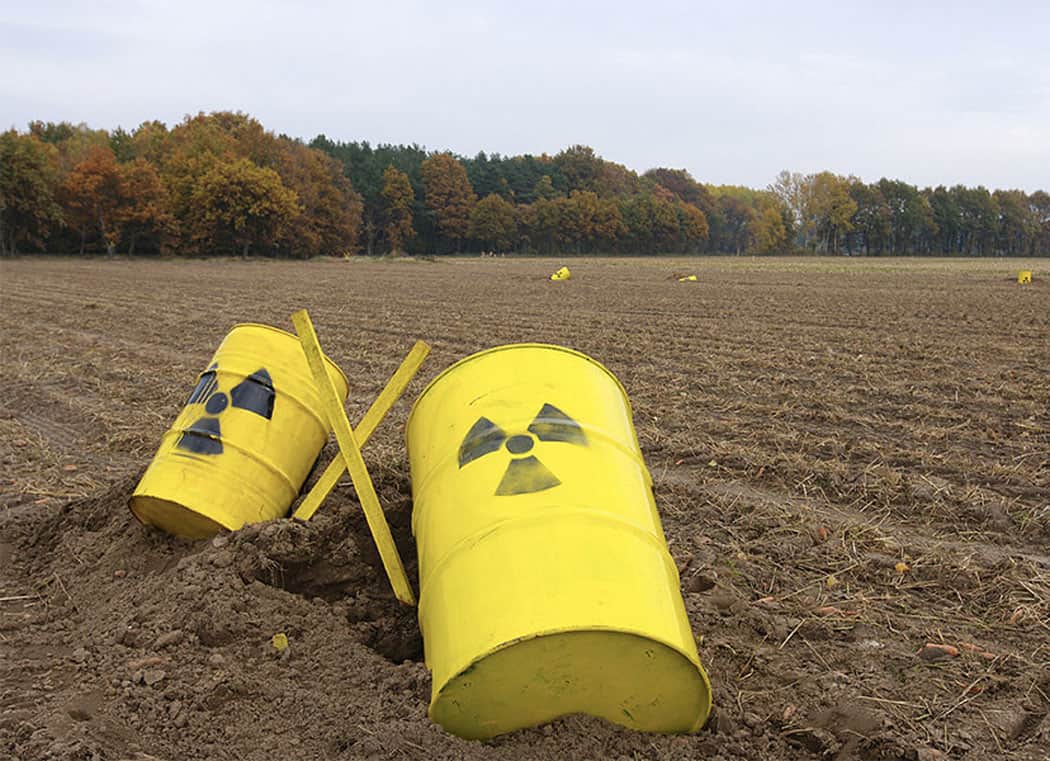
<box><xmin>247</xmin><ymin>465</ymin><xmax>425</xmax><ymax>664</ymax></box>
<box><xmin>340</xmin><ymin>468</ymin><xmax>424</xmax><ymax>663</ymax></box>
<box><xmin>348</xmin><ymin>596</ymin><xmax>424</xmax><ymax>663</ymax></box>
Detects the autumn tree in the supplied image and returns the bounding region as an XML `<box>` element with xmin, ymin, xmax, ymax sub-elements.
<box><xmin>188</xmin><ymin>158</ymin><xmax>301</xmax><ymax>256</ymax></box>
<box><xmin>557</xmin><ymin>191</ymin><xmax>599</xmax><ymax>250</ymax></box>
<box><xmin>0</xmin><ymin>131</ymin><xmax>63</xmax><ymax>255</ymax></box>
<box><xmin>751</xmin><ymin>204</ymin><xmax>788</xmax><ymax>254</ymax></box>
<box><xmin>619</xmin><ymin>194</ymin><xmax>679</xmax><ymax>252</ymax></box>
<box><xmin>468</xmin><ymin>193</ymin><xmax>517</xmax><ymax>251</ymax></box>
<box><xmin>130</xmin><ymin>120</ymin><xmax>171</xmax><ymax>165</ymax></box>
<box><xmin>675</xmin><ymin>201</ymin><xmax>710</xmax><ymax>252</ymax></box>
<box><xmin>54</xmin><ymin>124</ymin><xmax>113</xmax><ymax>175</ymax></box>
<box><xmin>60</xmin><ymin>146</ymin><xmax>128</xmax><ymax>255</ymax></box>
<box><xmin>594</xmin><ymin>197</ymin><xmax>627</xmax><ymax>250</ymax></box>
<box><xmin>645</xmin><ymin>168</ymin><xmax>716</xmax><ymax>222</ymax></box>
<box><xmin>808</xmin><ymin>172</ymin><xmax>857</xmax><ymax>254</ymax></box>
<box><xmin>421</xmin><ymin>152</ymin><xmax>476</xmax><ymax>252</ymax></box>
<box><xmin>380</xmin><ymin>165</ymin><xmax>416</xmax><ymax>254</ymax></box>
<box><xmin>276</xmin><ymin>142</ymin><xmax>362</xmax><ymax>257</ymax></box>
<box><xmin>119</xmin><ymin>158</ymin><xmax>177</xmax><ymax>254</ymax></box>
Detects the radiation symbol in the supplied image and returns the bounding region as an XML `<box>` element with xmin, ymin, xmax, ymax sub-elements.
<box><xmin>176</xmin><ymin>363</ymin><xmax>275</xmax><ymax>455</ymax></box>
<box><xmin>458</xmin><ymin>403</ymin><xmax>587</xmax><ymax>496</ymax></box>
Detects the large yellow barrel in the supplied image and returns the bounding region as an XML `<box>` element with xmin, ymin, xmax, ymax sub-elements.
<box><xmin>130</xmin><ymin>323</ymin><xmax>348</xmax><ymax>538</ymax></box>
<box><xmin>406</xmin><ymin>344</ymin><xmax>711</xmax><ymax>739</ymax></box>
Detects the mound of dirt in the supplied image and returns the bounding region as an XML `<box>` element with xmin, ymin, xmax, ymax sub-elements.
<box><xmin>1</xmin><ymin>469</ymin><xmax>438</xmax><ymax>760</ymax></box>
<box><xmin>0</xmin><ymin>467</ymin><xmax>738</xmax><ymax>761</ymax></box>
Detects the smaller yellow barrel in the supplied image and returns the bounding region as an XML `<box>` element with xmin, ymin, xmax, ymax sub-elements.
<box><xmin>406</xmin><ymin>344</ymin><xmax>711</xmax><ymax>739</ymax></box>
<box><xmin>1018</xmin><ymin>270</ymin><xmax>1032</xmax><ymax>284</ymax></box>
<box><xmin>130</xmin><ymin>324</ymin><xmax>348</xmax><ymax>538</ymax></box>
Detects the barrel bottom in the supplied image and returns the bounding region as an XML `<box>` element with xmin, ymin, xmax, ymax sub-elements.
<box><xmin>430</xmin><ymin>629</ymin><xmax>710</xmax><ymax>740</ymax></box>
<box><xmin>129</xmin><ymin>494</ymin><xmax>228</xmax><ymax>539</ymax></box>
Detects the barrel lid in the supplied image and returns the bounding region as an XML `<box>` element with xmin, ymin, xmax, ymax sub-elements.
<box><xmin>229</xmin><ymin>322</ymin><xmax>350</xmax><ymax>391</ymax></box>
<box><xmin>407</xmin><ymin>343</ymin><xmax>633</xmax><ymax>430</ymax></box>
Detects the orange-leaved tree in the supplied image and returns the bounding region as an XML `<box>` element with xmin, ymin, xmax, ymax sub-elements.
<box><xmin>59</xmin><ymin>145</ymin><xmax>127</xmax><ymax>255</ymax></box>
<box><xmin>119</xmin><ymin>158</ymin><xmax>177</xmax><ymax>255</ymax></box>
<box><xmin>276</xmin><ymin>141</ymin><xmax>362</xmax><ymax>257</ymax></box>
<box><xmin>675</xmin><ymin>201</ymin><xmax>709</xmax><ymax>253</ymax></box>
<box><xmin>421</xmin><ymin>153</ymin><xmax>475</xmax><ymax>252</ymax></box>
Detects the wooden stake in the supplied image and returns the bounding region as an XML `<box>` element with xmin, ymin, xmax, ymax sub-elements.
<box><xmin>291</xmin><ymin>309</ymin><xmax>416</xmax><ymax>606</ymax></box>
<box><xmin>293</xmin><ymin>340</ymin><xmax>429</xmax><ymax>522</ymax></box>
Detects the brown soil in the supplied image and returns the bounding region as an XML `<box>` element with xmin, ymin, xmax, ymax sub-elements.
<box><xmin>1</xmin><ymin>256</ymin><xmax>1048</xmax><ymax>761</ymax></box>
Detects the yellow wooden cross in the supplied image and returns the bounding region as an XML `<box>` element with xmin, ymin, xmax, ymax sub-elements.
<box><xmin>293</xmin><ymin>340</ymin><xmax>430</xmax><ymax>522</ymax></box>
<box><xmin>291</xmin><ymin>309</ymin><xmax>425</xmax><ymax>606</ymax></box>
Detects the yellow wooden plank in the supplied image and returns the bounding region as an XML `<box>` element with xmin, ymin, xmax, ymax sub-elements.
<box><xmin>357</xmin><ymin>340</ymin><xmax>431</xmax><ymax>443</ymax></box>
<box><xmin>291</xmin><ymin>309</ymin><xmax>416</xmax><ymax>606</ymax></box>
<box><xmin>293</xmin><ymin>340</ymin><xmax>430</xmax><ymax>521</ymax></box>
<box><xmin>292</xmin><ymin>458</ymin><xmax>345</xmax><ymax>522</ymax></box>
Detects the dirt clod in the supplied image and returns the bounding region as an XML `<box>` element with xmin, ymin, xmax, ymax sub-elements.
<box><xmin>918</xmin><ymin>643</ymin><xmax>961</xmax><ymax>661</ymax></box>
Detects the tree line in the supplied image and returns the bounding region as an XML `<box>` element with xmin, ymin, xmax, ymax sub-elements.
<box><xmin>2</xmin><ymin>112</ymin><xmax>1046</xmax><ymax>257</ymax></box>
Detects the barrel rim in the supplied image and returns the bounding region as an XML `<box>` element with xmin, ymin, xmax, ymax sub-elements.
<box><xmin>228</xmin><ymin>322</ymin><xmax>350</xmax><ymax>392</ymax></box>
<box><xmin>407</xmin><ymin>343</ymin><xmax>633</xmax><ymax>428</ymax></box>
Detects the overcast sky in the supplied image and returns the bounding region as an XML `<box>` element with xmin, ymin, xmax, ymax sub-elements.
<box><xmin>3</xmin><ymin>1</ymin><xmax>1048</xmax><ymax>192</ymax></box>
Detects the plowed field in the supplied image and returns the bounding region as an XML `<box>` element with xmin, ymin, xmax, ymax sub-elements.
<box><xmin>1</xmin><ymin>256</ymin><xmax>1048</xmax><ymax>761</ymax></box>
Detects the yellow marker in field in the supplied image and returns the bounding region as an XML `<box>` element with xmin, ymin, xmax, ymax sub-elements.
<box><xmin>1018</xmin><ymin>270</ymin><xmax>1032</xmax><ymax>284</ymax></box>
<box><xmin>293</xmin><ymin>340</ymin><xmax>430</xmax><ymax>522</ymax></box>
<box><xmin>291</xmin><ymin>309</ymin><xmax>416</xmax><ymax>606</ymax></box>
<box><xmin>550</xmin><ymin>266</ymin><xmax>571</xmax><ymax>281</ymax></box>
<box><xmin>678</xmin><ymin>274</ymin><xmax>698</xmax><ymax>282</ymax></box>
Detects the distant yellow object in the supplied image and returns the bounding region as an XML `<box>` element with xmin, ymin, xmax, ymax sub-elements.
<box><xmin>130</xmin><ymin>324</ymin><xmax>348</xmax><ymax>539</ymax></box>
<box><xmin>1018</xmin><ymin>270</ymin><xmax>1032</xmax><ymax>284</ymax></box>
<box><xmin>550</xmin><ymin>265</ymin><xmax>571</xmax><ymax>281</ymax></box>
<box><xmin>406</xmin><ymin>344</ymin><xmax>711</xmax><ymax>739</ymax></box>
<box><xmin>271</xmin><ymin>632</ymin><xmax>289</xmax><ymax>652</ymax></box>
<box><xmin>678</xmin><ymin>275</ymin><xmax>698</xmax><ymax>282</ymax></box>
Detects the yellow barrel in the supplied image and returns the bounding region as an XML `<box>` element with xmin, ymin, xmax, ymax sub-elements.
<box><xmin>406</xmin><ymin>344</ymin><xmax>711</xmax><ymax>739</ymax></box>
<box><xmin>130</xmin><ymin>323</ymin><xmax>348</xmax><ymax>539</ymax></box>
